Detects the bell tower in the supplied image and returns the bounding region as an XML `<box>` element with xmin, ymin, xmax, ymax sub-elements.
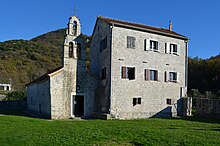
<box><xmin>63</xmin><ymin>16</ymin><xmax>81</xmax><ymax>65</ymax></box>
<box><xmin>62</xmin><ymin>15</ymin><xmax>87</xmax><ymax>118</ymax></box>
<box><xmin>67</xmin><ymin>16</ymin><xmax>81</xmax><ymax>36</ymax></box>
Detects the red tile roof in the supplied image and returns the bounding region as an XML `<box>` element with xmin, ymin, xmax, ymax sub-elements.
<box><xmin>98</xmin><ymin>16</ymin><xmax>188</xmax><ymax>40</ymax></box>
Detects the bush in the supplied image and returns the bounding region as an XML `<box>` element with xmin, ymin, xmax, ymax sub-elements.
<box><xmin>4</xmin><ymin>91</ymin><xmax>27</xmax><ymax>101</ymax></box>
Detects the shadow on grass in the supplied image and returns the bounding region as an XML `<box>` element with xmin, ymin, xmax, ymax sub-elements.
<box><xmin>180</xmin><ymin>116</ymin><xmax>220</xmax><ymax>124</ymax></box>
<box><xmin>0</xmin><ymin>108</ymin><xmax>27</xmax><ymax>116</ymax></box>
<box><xmin>154</xmin><ymin>116</ymin><xmax>220</xmax><ymax>124</ymax></box>
<box><xmin>0</xmin><ymin>108</ymin><xmax>52</xmax><ymax>120</ymax></box>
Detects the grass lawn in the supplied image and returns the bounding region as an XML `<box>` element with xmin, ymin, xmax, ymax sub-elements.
<box><xmin>0</xmin><ymin>115</ymin><xmax>219</xmax><ymax>146</ymax></box>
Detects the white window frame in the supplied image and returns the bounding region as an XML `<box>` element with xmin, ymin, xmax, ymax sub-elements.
<box><xmin>150</xmin><ymin>40</ymin><xmax>159</xmax><ymax>52</ymax></box>
<box><xmin>149</xmin><ymin>69</ymin><xmax>159</xmax><ymax>81</ymax></box>
<box><xmin>169</xmin><ymin>72</ymin><xmax>178</xmax><ymax>83</ymax></box>
<box><xmin>169</xmin><ymin>43</ymin><xmax>180</xmax><ymax>55</ymax></box>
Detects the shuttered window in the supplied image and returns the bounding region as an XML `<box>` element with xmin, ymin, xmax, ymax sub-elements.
<box><xmin>170</xmin><ymin>44</ymin><xmax>177</xmax><ymax>54</ymax></box>
<box><xmin>169</xmin><ymin>43</ymin><xmax>180</xmax><ymax>55</ymax></box>
<box><xmin>145</xmin><ymin>69</ymin><xmax>158</xmax><ymax>81</ymax></box>
<box><xmin>169</xmin><ymin>72</ymin><xmax>177</xmax><ymax>82</ymax></box>
<box><xmin>127</xmin><ymin>36</ymin><xmax>136</xmax><ymax>48</ymax></box>
<box><xmin>150</xmin><ymin>40</ymin><xmax>158</xmax><ymax>51</ymax></box>
<box><xmin>121</xmin><ymin>66</ymin><xmax>135</xmax><ymax>80</ymax></box>
<box><xmin>150</xmin><ymin>70</ymin><xmax>158</xmax><ymax>81</ymax></box>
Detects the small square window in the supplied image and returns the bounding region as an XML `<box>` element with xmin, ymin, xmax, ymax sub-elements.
<box><xmin>133</xmin><ymin>97</ymin><xmax>141</xmax><ymax>106</ymax></box>
<box><xmin>127</xmin><ymin>36</ymin><xmax>136</xmax><ymax>48</ymax></box>
<box><xmin>167</xmin><ymin>99</ymin><xmax>172</xmax><ymax>105</ymax></box>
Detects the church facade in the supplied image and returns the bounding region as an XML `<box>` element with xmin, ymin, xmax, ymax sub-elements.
<box><xmin>27</xmin><ymin>16</ymin><xmax>98</xmax><ymax>119</ymax></box>
<box><xmin>26</xmin><ymin>16</ymin><xmax>189</xmax><ymax>119</ymax></box>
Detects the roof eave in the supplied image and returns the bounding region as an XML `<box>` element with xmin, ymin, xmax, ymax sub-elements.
<box><xmin>110</xmin><ymin>22</ymin><xmax>189</xmax><ymax>41</ymax></box>
<box><xmin>25</xmin><ymin>75</ymin><xmax>49</xmax><ymax>87</ymax></box>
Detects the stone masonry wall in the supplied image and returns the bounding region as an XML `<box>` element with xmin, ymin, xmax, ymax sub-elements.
<box><xmin>90</xmin><ymin>19</ymin><xmax>112</xmax><ymax>113</ymax></box>
<box><xmin>27</xmin><ymin>80</ymin><xmax>51</xmax><ymax>118</ymax></box>
<box><xmin>110</xmin><ymin>26</ymin><xmax>187</xmax><ymax>119</ymax></box>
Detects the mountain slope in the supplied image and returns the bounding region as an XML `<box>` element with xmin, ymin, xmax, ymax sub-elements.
<box><xmin>0</xmin><ymin>29</ymin><xmax>66</xmax><ymax>90</ymax></box>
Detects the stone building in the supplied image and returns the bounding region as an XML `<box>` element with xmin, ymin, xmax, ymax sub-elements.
<box><xmin>26</xmin><ymin>15</ymin><xmax>189</xmax><ymax>119</ymax></box>
<box><xmin>27</xmin><ymin>16</ymin><xmax>98</xmax><ymax>119</ymax></box>
<box><xmin>90</xmin><ymin>17</ymin><xmax>189</xmax><ymax>119</ymax></box>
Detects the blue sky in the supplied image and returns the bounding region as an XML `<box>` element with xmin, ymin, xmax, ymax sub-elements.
<box><xmin>0</xmin><ymin>0</ymin><xmax>220</xmax><ymax>59</ymax></box>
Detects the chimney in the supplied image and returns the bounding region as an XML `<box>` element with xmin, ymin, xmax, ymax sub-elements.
<box><xmin>169</xmin><ymin>21</ymin><xmax>172</xmax><ymax>31</ymax></box>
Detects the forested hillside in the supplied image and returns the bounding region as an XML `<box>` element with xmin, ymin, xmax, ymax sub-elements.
<box><xmin>0</xmin><ymin>29</ymin><xmax>66</xmax><ymax>90</ymax></box>
<box><xmin>188</xmin><ymin>55</ymin><xmax>220</xmax><ymax>97</ymax></box>
<box><xmin>0</xmin><ymin>29</ymin><xmax>90</xmax><ymax>91</ymax></box>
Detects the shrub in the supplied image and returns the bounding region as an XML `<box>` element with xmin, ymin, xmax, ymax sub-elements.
<box><xmin>4</xmin><ymin>91</ymin><xmax>27</xmax><ymax>101</ymax></box>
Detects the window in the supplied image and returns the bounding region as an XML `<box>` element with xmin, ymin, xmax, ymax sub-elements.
<box><xmin>69</xmin><ymin>42</ymin><xmax>74</xmax><ymax>58</ymax></box>
<box><xmin>73</xmin><ymin>21</ymin><xmax>78</xmax><ymax>36</ymax></box>
<box><xmin>133</xmin><ymin>97</ymin><xmax>141</xmax><ymax>106</ymax></box>
<box><xmin>0</xmin><ymin>86</ymin><xmax>4</xmax><ymax>90</ymax></box>
<box><xmin>170</xmin><ymin>44</ymin><xmax>178</xmax><ymax>54</ymax></box>
<box><xmin>150</xmin><ymin>70</ymin><xmax>158</xmax><ymax>81</ymax></box>
<box><xmin>122</xmin><ymin>67</ymin><xmax>135</xmax><ymax>80</ymax></box>
<box><xmin>101</xmin><ymin>67</ymin><xmax>106</xmax><ymax>80</ymax></box>
<box><xmin>100</xmin><ymin>36</ymin><xmax>107</xmax><ymax>52</ymax></box>
<box><xmin>144</xmin><ymin>69</ymin><xmax>158</xmax><ymax>81</ymax></box>
<box><xmin>77</xmin><ymin>43</ymin><xmax>81</xmax><ymax>59</ymax></box>
<box><xmin>127</xmin><ymin>36</ymin><xmax>136</xmax><ymax>48</ymax></box>
<box><xmin>169</xmin><ymin>72</ymin><xmax>177</xmax><ymax>82</ymax></box>
<box><xmin>167</xmin><ymin>98</ymin><xmax>172</xmax><ymax>105</ymax></box>
<box><xmin>150</xmin><ymin>40</ymin><xmax>158</xmax><ymax>51</ymax></box>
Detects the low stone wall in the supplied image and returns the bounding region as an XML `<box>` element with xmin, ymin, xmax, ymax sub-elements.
<box><xmin>195</xmin><ymin>98</ymin><xmax>220</xmax><ymax>117</ymax></box>
<box><xmin>0</xmin><ymin>100</ymin><xmax>27</xmax><ymax>111</ymax></box>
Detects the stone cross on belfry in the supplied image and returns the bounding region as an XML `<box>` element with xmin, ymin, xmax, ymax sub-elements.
<box><xmin>71</xmin><ymin>0</ymin><xmax>78</xmax><ymax>16</ymax></box>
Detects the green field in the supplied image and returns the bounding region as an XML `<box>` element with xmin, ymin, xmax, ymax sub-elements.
<box><xmin>0</xmin><ymin>115</ymin><xmax>219</xmax><ymax>146</ymax></box>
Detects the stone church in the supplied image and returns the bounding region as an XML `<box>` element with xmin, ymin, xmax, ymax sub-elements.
<box><xmin>26</xmin><ymin>15</ymin><xmax>190</xmax><ymax>119</ymax></box>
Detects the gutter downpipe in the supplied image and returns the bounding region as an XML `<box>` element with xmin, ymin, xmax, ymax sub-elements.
<box><xmin>185</xmin><ymin>40</ymin><xmax>189</xmax><ymax>94</ymax></box>
<box><xmin>109</xmin><ymin>22</ymin><xmax>114</xmax><ymax>116</ymax></box>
